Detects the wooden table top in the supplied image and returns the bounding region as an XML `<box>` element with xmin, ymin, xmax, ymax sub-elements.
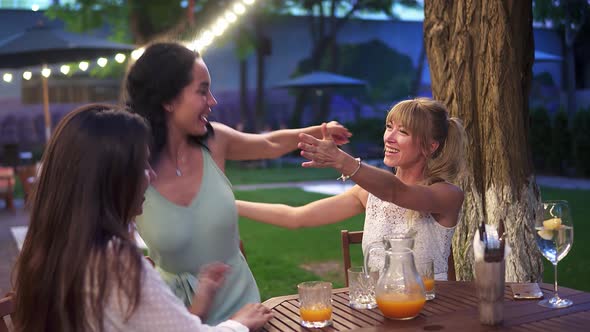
<box><xmin>262</xmin><ymin>281</ymin><xmax>590</xmax><ymax>331</ymax></box>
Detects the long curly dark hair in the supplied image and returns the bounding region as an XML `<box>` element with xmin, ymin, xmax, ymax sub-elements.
<box><xmin>124</xmin><ymin>42</ymin><xmax>213</xmax><ymax>163</ymax></box>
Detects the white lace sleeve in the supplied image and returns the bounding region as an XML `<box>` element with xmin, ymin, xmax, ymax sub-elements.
<box><xmin>103</xmin><ymin>258</ymin><xmax>248</xmax><ymax>332</ymax></box>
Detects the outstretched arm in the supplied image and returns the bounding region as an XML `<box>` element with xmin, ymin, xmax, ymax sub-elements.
<box><xmin>211</xmin><ymin>121</ymin><xmax>351</xmax><ymax>161</ymax></box>
<box><xmin>237</xmin><ymin>186</ymin><xmax>367</xmax><ymax>228</ymax></box>
<box><xmin>298</xmin><ymin>124</ymin><xmax>464</xmax><ymax>218</ymax></box>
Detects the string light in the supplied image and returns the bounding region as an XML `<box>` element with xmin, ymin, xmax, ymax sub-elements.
<box><xmin>41</xmin><ymin>68</ymin><xmax>51</xmax><ymax>78</ymax></box>
<box><xmin>131</xmin><ymin>48</ymin><xmax>145</xmax><ymax>60</ymax></box>
<box><xmin>79</xmin><ymin>61</ymin><xmax>89</xmax><ymax>71</ymax></box>
<box><xmin>2</xmin><ymin>1</ymin><xmax>256</xmax><ymax>83</ymax></box>
<box><xmin>60</xmin><ymin>65</ymin><xmax>70</xmax><ymax>75</ymax></box>
<box><xmin>233</xmin><ymin>3</ymin><xmax>246</xmax><ymax>15</ymax></box>
<box><xmin>225</xmin><ymin>10</ymin><xmax>238</xmax><ymax>23</ymax></box>
<box><xmin>115</xmin><ymin>53</ymin><xmax>126</xmax><ymax>63</ymax></box>
<box><xmin>97</xmin><ymin>57</ymin><xmax>108</xmax><ymax>67</ymax></box>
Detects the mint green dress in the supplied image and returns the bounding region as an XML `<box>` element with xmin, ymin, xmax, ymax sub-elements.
<box><xmin>136</xmin><ymin>147</ymin><xmax>260</xmax><ymax>325</ymax></box>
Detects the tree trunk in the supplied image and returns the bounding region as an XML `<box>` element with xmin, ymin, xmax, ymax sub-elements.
<box><xmin>424</xmin><ymin>0</ymin><xmax>543</xmax><ymax>282</ymax></box>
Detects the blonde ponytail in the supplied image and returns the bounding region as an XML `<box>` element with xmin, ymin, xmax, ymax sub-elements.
<box><xmin>424</xmin><ymin>117</ymin><xmax>467</xmax><ymax>185</ymax></box>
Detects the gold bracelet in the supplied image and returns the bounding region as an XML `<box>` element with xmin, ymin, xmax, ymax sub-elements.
<box><xmin>337</xmin><ymin>158</ymin><xmax>362</xmax><ymax>182</ymax></box>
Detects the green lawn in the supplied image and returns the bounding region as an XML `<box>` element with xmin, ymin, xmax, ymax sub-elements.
<box><xmin>235</xmin><ymin>185</ymin><xmax>590</xmax><ymax>301</ymax></box>
<box><xmin>234</xmin><ymin>188</ymin><xmax>365</xmax><ymax>300</ymax></box>
<box><xmin>226</xmin><ymin>161</ymin><xmax>339</xmax><ymax>184</ymax></box>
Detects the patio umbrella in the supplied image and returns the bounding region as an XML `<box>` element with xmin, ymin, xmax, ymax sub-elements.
<box><xmin>0</xmin><ymin>23</ymin><xmax>135</xmax><ymax>141</ymax></box>
<box><xmin>275</xmin><ymin>71</ymin><xmax>367</xmax><ymax>124</ymax></box>
<box><xmin>275</xmin><ymin>71</ymin><xmax>367</xmax><ymax>89</ymax></box>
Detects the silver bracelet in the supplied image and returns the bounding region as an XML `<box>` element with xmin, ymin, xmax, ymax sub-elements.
<box><xmin>337</xmin><ymin>158</ymin><xmax>362</xmax><ymax>182</ymax></box>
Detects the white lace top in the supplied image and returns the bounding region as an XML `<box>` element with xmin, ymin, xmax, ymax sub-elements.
<box><xmin>362</xmin><ymin>193</ymin><xmax>456</xmax><ymax>280</ymax></box>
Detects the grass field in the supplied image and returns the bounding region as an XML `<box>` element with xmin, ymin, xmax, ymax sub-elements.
<box><xmin>234</xmin><ymin>183</ymin><xmax>590</xmax><ymax>301</ymax></box>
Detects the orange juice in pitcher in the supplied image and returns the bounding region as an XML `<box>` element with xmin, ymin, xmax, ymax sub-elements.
<box><xmin>367</xmin><ymin>247</ymin><xmax>427</xmax><ymax>320</ymax></box>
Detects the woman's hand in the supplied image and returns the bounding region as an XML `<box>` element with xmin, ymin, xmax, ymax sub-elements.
<box><xmin>189</xmin><ymin>263</ymin><xmax>230</xmax><ymax>318</ymax></box>
<box><xmin>325</xmin><ymin>121</ymin><xmax>352</xmax><ymax>145</ymax></box>
<box><xmin>197</xmin><ymin>262</ymin><xmax>230</xmax><ymax>297</ymax></box>
<box><xmin>231</xmin><ymin>303</ymin><xmax>274</xmax><ymax>331</ymax></box>
<box><xmin>298</xmin><ymin>123</ymin><xmax>350</xmax><ymax>171</ymax></box>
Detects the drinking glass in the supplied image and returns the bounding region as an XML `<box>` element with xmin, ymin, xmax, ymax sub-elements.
<box><xmin>535</xmin><ymin>200</ymin><xmax>574</xmax><ymax>308</ymax></box>
<box><xmin>348</xmin><ymin>267</ymin><xmax>378</xmax><ymax>309</ymax></box>
<box><xmin>416</xmin><ymin>259</ymin><xmax>435</xmax><ymax>300</ymax></box>
<box><xmin>298</xmin><ymin>281</ymin><xmax>332</xmax><ymax>328</ymax></box>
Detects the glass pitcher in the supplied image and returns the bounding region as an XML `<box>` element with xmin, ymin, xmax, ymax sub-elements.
<box><xmin>371</xmin><ymin>248</ymin><xmax>426</xmax><ymax>320</ymax></box>
<box><xmin>363</xmin><ymin>229</ymin><xmax>417</xmax><ymax>274</ymax></box>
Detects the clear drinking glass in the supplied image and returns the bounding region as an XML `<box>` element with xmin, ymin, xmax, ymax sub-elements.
<box><xmin>416</xmin><ymin>259</ymin><xmax>435</xmax><ymax>300</ymax></box>
<box><xmin>535</xmin><ymin>200</ymin><xmax>574</xmax><ymax>308</ymax></box>
<box><xmin>298</xmin><ymin>281</ymin><xmax>333</xmax><ymax>328</ymax></box>
<box><xmin>348</xmin><ymin>267</ymin><xmax>378</xmax><ymax>309</ymax></box>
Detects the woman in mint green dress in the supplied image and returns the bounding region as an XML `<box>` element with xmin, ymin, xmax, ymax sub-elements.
<box><xmin>124</xmin><ymin>42</ymin><xmax>351</xmax><ymax>324</ymax></box>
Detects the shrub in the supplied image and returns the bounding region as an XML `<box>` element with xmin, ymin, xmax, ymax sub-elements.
<box><xmin>572</xmin><ymin>109</ymin><xmax>590</xmax><ymax>176</ymax></box>
<box><xmin>548</xmin><ymin>110</ymin><xmax>573</xmax><ymax>175</ymax></box>
<box><xmin>529</xmin><ymin>107</ymin><xmax>552</xmax><ymax>171</ymax></box>
<box><xmin>344</xmin><ymin>117</ymin><xmax>384</xmax><ymax>159</ymax></box>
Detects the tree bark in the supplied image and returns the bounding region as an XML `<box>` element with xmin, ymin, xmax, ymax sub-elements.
<box><xmin>424</xmin><ymin>0</ymin><xmax>543</xmax><ymax>282</ymax></box>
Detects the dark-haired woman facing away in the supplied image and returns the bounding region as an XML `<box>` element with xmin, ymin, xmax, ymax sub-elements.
<box><xmin>12</xmin><ymin>104</ymin><xmax>272</xmax><ymax>332</ymax></box>
<box><xmin>125</xmin><ymin>42</ymin><xmax>351</xmax><ymax>324</ymax></box>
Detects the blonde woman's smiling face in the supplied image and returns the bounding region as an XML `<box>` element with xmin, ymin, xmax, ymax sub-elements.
<box><xmin>383</xmin><ymin>120</ymin><xmax>424</xmax><ymax>169</ymax></box>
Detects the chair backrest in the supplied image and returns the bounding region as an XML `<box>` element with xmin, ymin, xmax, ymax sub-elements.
<box><xmin>0</xmin><ymin>167</ymin><xmax>16</xmax><ymax>213</ymax></box>
<box><xmin>341</xmin><ymin>230</ymin><xmax>363</xmax><ymax>286</ymax></box>
<box><xmin>0</xmin><ymin>294</ymin><xmax>14</xmax><ymax>332</ymax></box>
<box><xmin>340</xmin><ymin>230</ymin><xmax>457</xmax><ymax>285</ymax></box>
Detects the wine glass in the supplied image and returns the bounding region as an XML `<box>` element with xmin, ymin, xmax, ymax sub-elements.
<box><xmin>535</xmin><ymin>200</ymin><xmax>574</xmax><ymax>308</ymax></box>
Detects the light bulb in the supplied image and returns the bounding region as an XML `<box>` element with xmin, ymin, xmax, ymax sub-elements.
<box><xmin>79</xmin><ymin>61</ymin><xmax>89</xmax><ymax>71</ymax></box>
<box><xmin>41</xmin><ymin>68</ymin><xmax>51</xmax><ymax>78</ymax></box>
<box><xmin>131</xmin><ymin>48</ymin><xmax>145</xmax><ymax>60</ymax></box>
<box><xmin>115</xmin><ymin>53</ymin><xmax>126</xmax><ymax>63</ymax></box>
<box><xmin>60</xmin><ymin>65</ymin><xmax>70</xmax><ymax>75</ymax></box>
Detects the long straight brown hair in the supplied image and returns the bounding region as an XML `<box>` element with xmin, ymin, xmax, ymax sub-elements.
<box><xmin>12</xmin><ymin>104</ymin><xmax>151</xmax><ymax>331</ymax></box>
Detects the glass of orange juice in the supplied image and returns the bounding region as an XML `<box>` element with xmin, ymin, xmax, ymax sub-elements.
<box><xmin>416</xmin><ymin>259</ymin><xmax>435</xmax><ymax>300</ymax></box>
<box><xmin>298</xmin><ymin>281</ymin><xmax>332</xmax><ymax>328</ymax></box>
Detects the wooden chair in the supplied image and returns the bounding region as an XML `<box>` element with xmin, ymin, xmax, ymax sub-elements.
<box><xmin>341</xmin><ymin>230</ymin><xmax>364</xmax><ymax>286</ymax></box>
<box><xmin>340</xmin><ymin>230</ymin><xmax>457</xmax><ymax>286</ymax></box>
<box><xmin>0</xmin><ymin>294</ymin><xmax>14</xmax><ymax>332</ymax></box>
<box><xmin>15</xmin><ymin>164</ymin><xmax>39</xmax><ymax>204</ymax></box>
<box><xmin>0</xmin><ymin>167</ymin><xmax>15</xmax><ymax>213</ymax></box>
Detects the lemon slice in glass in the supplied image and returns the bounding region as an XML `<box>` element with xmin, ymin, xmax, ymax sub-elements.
<box><xmin>537</xmin><ymin>229</ymin><xmax>554</xmax><ymax>240</ymax></box>
<box><xmin>543</xmin><ymin>218</ymin><xmax>562</xmax><ymax>230</ymax></box>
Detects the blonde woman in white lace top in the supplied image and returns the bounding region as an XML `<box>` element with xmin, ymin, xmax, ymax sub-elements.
<box><xmin>238</xmin><ymin>98</ymin><xmax>467</xmax><ymax>280</ymax></box>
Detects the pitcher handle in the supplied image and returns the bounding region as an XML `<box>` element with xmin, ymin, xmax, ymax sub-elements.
<box><xmin>363</xmin><ymin>241</ymin><xmax>385</xmax><ymax>278</ymax></box>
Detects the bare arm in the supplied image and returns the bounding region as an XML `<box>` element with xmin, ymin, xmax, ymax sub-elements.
<box><xmin>237</xmin><ymin>185</ymin><xmax>368</xmax><ymax>228</ymax></box>
<box><xmin>210</xmin><ymin>121</ymin><xmax>351</xmax><ymax>161</ymax></box>
<box><xmin>298</xmin><ymin>125</ymin><xmax>464</xmax><ymax>218</ymax></box>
